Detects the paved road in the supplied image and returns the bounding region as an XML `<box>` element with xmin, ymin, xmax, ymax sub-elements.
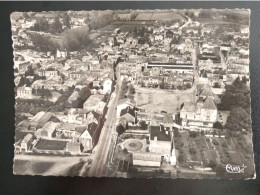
<box><xmin>88</xmin><ymin>68</ymin><xmax>122</xmax><ymax>177</ymax></box>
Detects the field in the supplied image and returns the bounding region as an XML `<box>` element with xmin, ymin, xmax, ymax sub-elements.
<box><xmin>135</xmin><ymin>12</ymin><xmax>186</xmax><ymax>21</ymax></box>
<box><xmin>134</xmin><ymin>85</ymin><xmax>194</xmax><ymax>114</ymax></box>
<box><xmin>13</xmin><ymin>155</ymin><xmax>90</xmax><ymax>176</ymax></box>
<box><xmin>34</xmin><ymin>139</ymin><xmax>68</xmax><ymax>151</ymax></box>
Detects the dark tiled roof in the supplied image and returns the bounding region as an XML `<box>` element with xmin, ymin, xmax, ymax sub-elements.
<box><xmin>87</xmin><ymin>122</ymin><xmax>98</xmax><ymax>137</ymax></box>
<box><xmin>120</xmin><ymin>106</ymin><xmax>135</xmax><ymax>117</ymax></box>
<box><xmin>150</xmin><ymin>126</ymin><xmax>171</xmax><ymax>142</ymax></box>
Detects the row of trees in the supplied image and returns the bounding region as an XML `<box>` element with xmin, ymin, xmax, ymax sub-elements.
<box><xmin>218</xmin><ymin>76</ymin><xmax>251</xmax><ymax>132</ymax></box>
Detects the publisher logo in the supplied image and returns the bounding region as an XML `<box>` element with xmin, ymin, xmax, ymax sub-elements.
<box><xmin>226</xmin><ymin>164</ymin><xmax>247</xmax><ymax>174</ymax></box>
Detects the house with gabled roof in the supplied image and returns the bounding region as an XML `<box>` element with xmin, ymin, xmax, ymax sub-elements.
<box><xmin>180</xmin><ymin>95</ymin><xmax>218</xmax><ymax>128</ymax></box>
<box><xmin>117</xmin><ymin>98</ymin><xmax>136</xmax><ymax>118</ymax></box>
<box><xmin>119</xmin><ymin>106</ymin><xmax>136</xmax><ymax>125</ymax></box>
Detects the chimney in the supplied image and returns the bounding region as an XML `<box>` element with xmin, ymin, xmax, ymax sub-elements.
<box><xmin>154</xmin><ymin>136</ymin><xmax>157</xmax><ymax>141</ymax></box>
<box><xmin>160</xmin><ymin>125</ymin><xmax>162</xmax><ymax>131</ymax></box>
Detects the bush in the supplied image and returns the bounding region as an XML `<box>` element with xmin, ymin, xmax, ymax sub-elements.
<box><xmin>208</xmin><ymin>160</ymin><xmax>217</xmax><ymax>169</ymax></box>
<box><xmin>189</xmin><ymin>148</ymin><xmax>197</xmax><ymax>155</ymax></box>
<box><xmin>189</xmin><ymin>131</ymin><xmax>198</xmax><ymax>138</ymax></box>
<box><xmin>221</xmin><ymin>142</ymin><xmax>227</xmax><ymax>147</ymax></box>
<box><xmin>212</xmin><ymin>139</ymin><xmax>219</xmax><ymax>145</ymax></box>
<box><xmin>178</xmin><ymin>154</ymin><xmax>185</xmax><ymax>163</ymax></box>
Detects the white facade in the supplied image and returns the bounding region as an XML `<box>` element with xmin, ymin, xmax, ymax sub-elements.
<box><xmin>103</xmin><ymin>79</ymin><xmax>112</xmax><ymax>93</ymax></box>
<box><xmin>17</xmin><ymin>87</ymin><xmax>33</xmax><ymax>99</ymax></box>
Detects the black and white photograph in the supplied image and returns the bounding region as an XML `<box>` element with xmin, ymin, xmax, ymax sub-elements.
<box><xmin>11</xmin><ymin>8</ymin><xmax>255</xmax><ymax>179</ymax></box>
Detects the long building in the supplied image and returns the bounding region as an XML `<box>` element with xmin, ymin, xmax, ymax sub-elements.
<box><xmin>146</xmin><ymin>62</ymin><xmax>193</xmax><ymax>73</ymax></box>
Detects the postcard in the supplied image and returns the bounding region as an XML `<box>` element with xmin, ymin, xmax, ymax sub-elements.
<box><xmin>11</xmin><ymin>9</ymin><xmax>255</xmax><ymax>179</ymax></box>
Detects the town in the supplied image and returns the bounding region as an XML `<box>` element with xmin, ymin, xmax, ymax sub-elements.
<box><xmin>12</xmin><ymin>9</ymin><xmax>255</xmax><ymax>179</ymax></box>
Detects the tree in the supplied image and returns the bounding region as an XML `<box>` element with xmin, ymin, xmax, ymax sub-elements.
<box><xmin>174</xmin><ymin>128</ymin><xmax>179</xmax><ymax>137</ymax></box>
<box><xmin>189</xmin><ymin>148</ymin><xmax>197</xmax><ymax>155</ymax></box>
<box><xmin>36</xmin><ymin>18</ymin><xmax>49</xmax><ymax>32</ymax></box>
<box><xmin>178</xmin><ymin>154</ymin><xmax>185</xmax><ymax>163</ymax></box>
<box><xmin>225</xmin><ymin>107</ymin><xmax>251</xmax><ymax>131</ymax></box>
<box><xmin>208</xmin><ymin>160</ymin><xmax>217</xmax><ymax>170</ymax></box>
<box><xmin>25</xmin><ymin>65</ymin><xmax>34</xmax><ymax>77</ymax></box>
<box><xmin>23</xmin><ymin>12</ymin><xmax>29</xmax><ymax>19</ymax></box>
<box><xmin>213</xmin><ymin>121</ymin><xmax>223</xmax><ymax>129</ymax></box>
<box><xmin>122</xmin><ymin>148</ymin><xmax>128</xmax><ymax>154</ymax></box>
<box><xmin>242</xmin><ymin>76</ymin><xmax>247</xmax><ymax>84</ymax></box>
<box><xmin>30</xmin><ymin>34</ymin><xmax>59</xmax><ymax>52</ymax></box>
<box><xmin>213</xmin><ymin>82</ymin><xmax>221</xmax><ymax>88</ymax></box>
<box><xmin>116</xmin><ymin>125</ymin><xmax>125</xmax><ymax>136</ymax></box>
<box><xmin>63</xmin><ymin>27</ymin><xmax>93</xmax><ymax>51</ymax></box>
<box><xmin>189</xmin><ymin>131</ymin><xmax>198</xmax><ymax>138</ymax></box>
<box><xmin>50</xmin><ymin>16</ymin><xmax>63</xmax><ymax>34</ymax></box>
<box><xmin>63</xmin><ymin>12</ymin><xmax>70</xmax><ymax>29</ymax></box>
<box><xmin>139</xmin><ymin>120</ymin><xmax>148</xmax><ymax>130</ymax></box>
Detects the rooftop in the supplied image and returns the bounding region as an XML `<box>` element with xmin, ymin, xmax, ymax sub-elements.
<box><xmin>150</xmin><ymin>125</ymin><xmax>171</xmax><ymax>142</ymax></box>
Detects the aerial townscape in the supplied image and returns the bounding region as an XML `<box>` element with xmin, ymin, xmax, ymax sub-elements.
<box><xmin>12</xmin><ymin>9</ymin><xmax>255</xmax><ymax>179</ymax></box>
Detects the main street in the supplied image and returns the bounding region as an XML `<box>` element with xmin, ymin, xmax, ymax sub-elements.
<box><xmin>87</xmin><ymin>66</ymin><xmax>122</xmax><ymax>177</ymax></box>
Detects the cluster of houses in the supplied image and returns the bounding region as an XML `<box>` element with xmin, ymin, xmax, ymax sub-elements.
<box><xmin>13</xmin><ymin>13</ymin><xmax>117</xmax><ymax>155</ymax></box>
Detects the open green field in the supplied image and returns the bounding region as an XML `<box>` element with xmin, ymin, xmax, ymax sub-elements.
<box><xmin>134</xmin><ymin>85</ymin><xmax>194</xmax><ymax>114</ymax></box>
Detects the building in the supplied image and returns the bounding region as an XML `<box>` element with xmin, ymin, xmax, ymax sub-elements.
<box><xmin>20</xmin><ymin>133</ymin><xmax>33</xmax><ymax>152</ymax></box>
<box><xmin>29</xmin><ymin>112</ymin><xmax>54</xmax><ymax>131</ymax></box>
<box><xmin>180</xmin><ymin>95</ymin><xmax>218</xmax><ymax>128</ymax></box>
<box><xmin>56</xmin><ymin>49</ymin><xmax>68</xmax><ymax>58</ymax></box>
<box><xmin>16</xmin><ymin>86</ymin><xmax>33</xmax><ymax>99</ymax></box>
<box><xmin>133</xmin><ymin>152</ymin><xmax>162</xmax><ymax>167</ymax></box>
<box><xmin>146</xmin><ymin>62</ymin><xmax>193</xmax><ymax>74</ymax></box>
<box><xmin>117</xmin><ymin>98</ymin><xmax>136</xmax><ymax>118</ymax></box>
<box><xmin>69</xmin><ymin>71</ymin><xmax>84</xmax><ymax>80</ymax></box>
<box><xmin>119</xmin><ymin>106</ymin><xmax>136</xmax><ymax>125</ymax></box>
<box><xmin>83</xmin><ymin>94</ymin><xmax>104</xmax><ymax>110</ymax></box>
<box><xmin>149</xmin><ymin>125</ymin><xmax>173</xmax><ymax>162</ymax></box>
<box><xmin>102</xmin><ymin>78</ymin><xmax>112</xmax><ymax>93</ymax></box>
<box><xmin>78</xmin><ymin>129</ymin><xmax>92</xmax><ymax>152</ymax></box>
<box><xmin>45</xmin><ymin>68</ymin><xmax>59</xmax><ymax>79</ymax></box>
<box><xmin>35</xmin><ymin>121</ymin><xmax>59</xmax><ymax>139</ymax></box>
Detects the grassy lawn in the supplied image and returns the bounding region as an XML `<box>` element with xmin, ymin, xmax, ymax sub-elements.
<box><xmin>35</xmin><ymin>139</ymin><xmax>68</xmax><ymax>151</ymax></box>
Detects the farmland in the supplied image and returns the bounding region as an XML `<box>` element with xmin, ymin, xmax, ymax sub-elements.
<box><xmin>174</xmin><ymin>131</ymin><xmax>255</xmax><ymax>179</ymax></box>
